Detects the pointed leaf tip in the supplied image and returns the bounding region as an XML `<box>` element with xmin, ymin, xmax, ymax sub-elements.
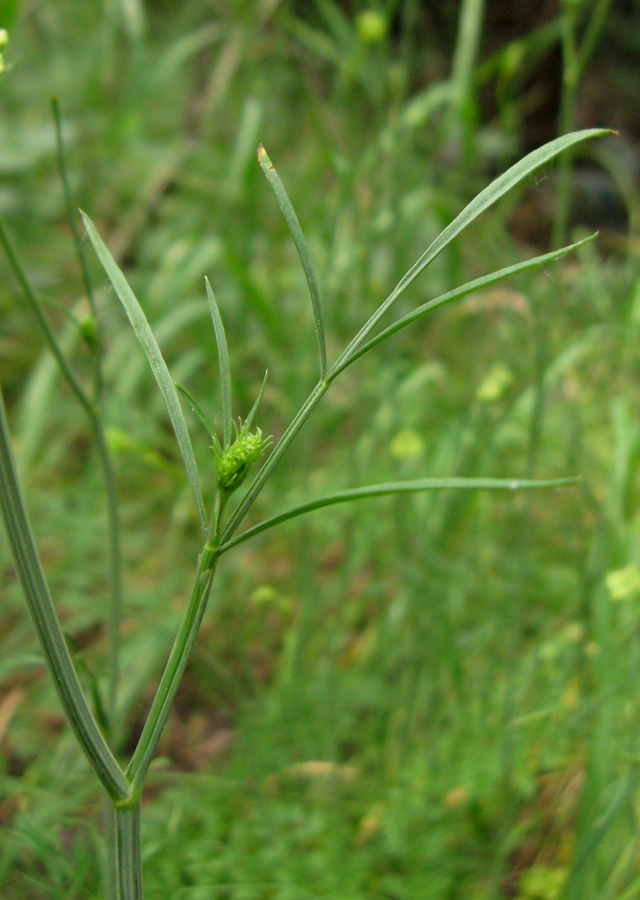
<box><xmin>82</xmin><ymin>212</ymin><xmax>207</xmax><ymax>532</ymax></box>
<box><xmin>257</xmin><ymin>148</ymin><xmax>327</xmax><ymax>378</ymax></box>
<box><xmin>218</xmin><ymin>476</ymin><xmax>580</xmax><ymax>553</ymax></box>
<box><xmin>205</xmin><ymin>276</ymin><xmax>232</xmax><ymax>448</ymax></box>
<box><xmin>333</xmin><ymin>128</ymin><xmax>611</xmax><ymax>370</ymax></box>
<box><xmin>257</xmin><ymin>144</ymin><xmax>271</xmax><ymax>168</ymax></box>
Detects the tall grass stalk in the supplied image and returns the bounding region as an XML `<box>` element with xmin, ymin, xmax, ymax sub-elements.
<box><xmin>449</xmin><ymin>0</ymin><xmax>486</xmax><ymax>158</ymax></box>
<box><xmin>1</xmin><ymin>98</ymin><xmax>127</xmax><ymax>900</ymax></box>
<box><xmin>0</xmin><ymin>128</ymin><xmax>608</xmax><ymax>898</ymax></box>
<box><xmin>553</xmin><ymin>0</ymin><xmax>614</xmax><ymax>247</ymax></box>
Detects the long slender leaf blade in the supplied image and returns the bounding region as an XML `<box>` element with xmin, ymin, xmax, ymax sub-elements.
<box><xmin>205</xmin><ymin>277</ymin><xmax>232</xmax><ymax>448</ymax></box>
<box><xmin>80</xmin><ymin>212</ymin><xmax>207</xmax><ymax>533</ymax></box>
<box><xmin>332</xmin><ymin>128</ymin><xmax>611</xmax><ymax>373</ymax></box>
<box><xmin>258</xmin><ymin>144</ymin><xmax>327</xmax><ymax>379</ymax></box>
<box><xmin>175</xmin><ymin>382</ymin><xmax>220</xmax><ymax>449</ymax></box>
<box><xmin>219</xmin><ymin>476</ymin><xmax>579</xmax><ymax>552</ymax></box>
<box><xmin>330</xmin><ymin>233</ymin><xmax>597</xmax><ymax>378</ymax></box>
<box><xmin>52</xmin><ymin>99</ymin><xmax>99</xmax><ymax>325</ymax></box>
<box><xmin>0</xmin><ymin>386</ymin><xmax>130</xmax><ymax>800</ymax></box>
<box><xmin>243</xmin><ymin>369</ymin><xmax>268</xmax><ymax>431</ymax></box>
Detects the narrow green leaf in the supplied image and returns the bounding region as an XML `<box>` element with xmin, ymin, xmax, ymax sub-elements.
<box><xmin>0</xmin><ymin>217</ymin><xmax>94</xmax><ymax>419</ymax></box>
<box><xmin>258</xmin><ymin>144</ymin><xmax>327</xmax><ymax>380</ymax></box>
<box><xmin>329</xmin><ymin>234</ymin><xmax>597</xmax><ymax>379</ymax></box>
<box><xmin>243</xmin><ymin>369</ymin><xmax>268</xmax><ymax>432</ymax></box>
<box><xmin>220</xmin><ymin>379</ymin><xmax>329</xmax><ymax>545</ymax></box>
<box><xmin>219</xmin><ymin>476</ymin><xmax>579</xmax><ymax>553</ymax></box>
<box><xmin>64</xmin><ymin>632</ymin><xmax>110</xmax><ymax>736</ymax></box>
<box><xmin>175</xmin><ymin>382</ymin><xmax>220</xmax><ymax>451</ymax></box>
<box><xmin>205</xmin><ymin>277</ymin><xmax>232</xmax><ymax>448</ymax></box>
<box><xmin>81</xmin><ymin>212</ymin><xmax>207</xmax><ymax>533</ymax></box>
<box><xmin>0</xmin><ymin>386</ymin><xmax>130</xmax><ymax>801</ymax></box>
<box><xmin>52</xmin><ymin>100</ymin><xmax>99</xmax><ymax>327</ymax></box>
<box><xmin>330</xmin><ymin>128</ymin><xmax>611</xmax><ymax>376</ymax></box>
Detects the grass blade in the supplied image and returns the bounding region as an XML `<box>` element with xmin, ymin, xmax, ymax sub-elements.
<box><xmin>81</xmin><ymin>212</ymin><xmax>207</xmax><ymax>533</ymax></box>
<box><xmin>330</xmin><ymin>128</ymin><xmax>610</xmax><ymax>376</ymax></box>
<box><xmin>0</xmin><ymin>217</ymin><xmax>94</xmax><ymax>419</ymax></box>
<box><xmin>0</xmin><ymin>386</ymin><xmax>130</xmax><ymax>801</ymax></box>
<box><xmin>220</xmin><ymin>379</ymin><xmax>329</xmax><ymax>545</ymax></box>
<box><xmin>52</xmin><ymin>98</ymin><xmax>101</xmax><ymax>386</ymax></box>
<box><xmin>205</xmin><ymin>277</ymin><xmax>232</xmax><ymax>448</ymax></box>
<box><xmin>329</xmin><ymin>233</ymin><xmax>597</xmax><ymax>379</ymax></box>
<box><xmin>175</xmin><ymin>382</ymin><xmax>220</xmax><ymax>451</ymax></box>
<box><xmin>243</xmin><ymin>369</ymin><xmax>268</xmax><ymax>431</ymax></box>
<box><xmin>219</xmin><ymin>476</ymin><xmax>579</xmax><ymax>553</ymax></box>
<box><xmin>258</xmin><ymin>144</ymin><xmax>327</xmax><ymax>380</ymax></box>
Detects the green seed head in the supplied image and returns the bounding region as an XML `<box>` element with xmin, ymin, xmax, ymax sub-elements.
<box><xmin>356</xmin><ymin>10</ymin><xmax>387</xmax><ymax>45</ymax></box>
<box><xmin>79</xmin><ymin>314</ymin><xmax>99</xmax><ymax>351</ymax></box>
<box><xmin>214</xmin><ymin>423</ymin><xmax>271</xmax><ymax>495</ymax></box>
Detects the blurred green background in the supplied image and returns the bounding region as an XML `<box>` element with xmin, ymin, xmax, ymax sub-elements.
<box><xmin>2</xmin><ymin>1</ymin><xmax>640</xmax><ymax>898</ymax></box>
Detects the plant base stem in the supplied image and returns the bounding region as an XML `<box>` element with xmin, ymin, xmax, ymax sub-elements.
<box><xmin>115</xmin><ymin>805</ymin><xmax>144</xmax><ymax>900</ymax></box>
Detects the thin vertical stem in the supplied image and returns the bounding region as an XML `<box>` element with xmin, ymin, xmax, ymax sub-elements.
<box><xmin>552</xmin><ymin>9</ymin><xmax>579</xmax><ymax>249</ymax></box>
<box><xmin>449</xmin><ymin>0</ymin><xmax>486</xmax><ymax>158</ymax></box>
<box><xmin>53</xmin><ymin>101</ymin><xmax>126</xmax><ymax>734</ymax></box>
<box><xmin>104</xmin><ymin>798</ymin><xmax>119</xmax><ymax>900</ymax></box>
<box><xmin>1</xmin><ymin>193</ymin><xmax>125</xmax><ymax>742</ymax></box>
<box><xmin>114</xmin><ymin>805</ymin><xmax>144</xmax><ymax>900</ymax></box>
<box><xmin>126</xmin><ymin>498</ymin><xmax>223</xmax><ymax>798</ymax></box>
<box><xmin>221</xmin><ymin>379</ymin><xmax>328</xmax><ymax>544</ymax></box>
<box><xmin>0</xmin><ymin>386</ymin><xmax>130</xmax><ymax>801</ymax></box>
<box><xmin>92</xmin><ymin>415</ymin><xmax>123</xmax><ymax>735</ymax></box>
<box><xmin>553</xmin><ymin>0</ymin><xmax>613</xmax><ymax>248</ymax></box>
<box><xmin>52</xmin><ymin>96</ymin><xmax>102</xmax><ymax>399</ymax></box>
<box><xmin>0</xmin><ymin>218</ymin><xmax>94</xmax><ymax>419</ymax></box>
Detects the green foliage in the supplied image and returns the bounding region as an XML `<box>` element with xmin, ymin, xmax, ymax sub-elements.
<box><xmin>0</xmin><ymin>2</ymin><xmax>634</xmax><ymax>899</ymax></box>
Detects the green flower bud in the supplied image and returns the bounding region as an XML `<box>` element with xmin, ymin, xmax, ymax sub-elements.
<box><xmin>356</xmin><ymin>10</ymin><xmax>387</xmax><ymax>45</ymax></box>
<box><xmin>78</xmin><ymin>314</ymin><xmax>99</xmax><ymax>351</ymax></box>
<box><xmin>214</xmin><ymin>423</ymin><xmax>271</xmax><ymax>495</ymax></box>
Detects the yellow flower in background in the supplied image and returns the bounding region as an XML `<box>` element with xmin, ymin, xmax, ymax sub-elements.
<box><xmin>606</xmin><ymin>564</ymin><xmax>640</xmax><ymax>601</ymax></box>
<box><xmin>0</xmin><ymin>30</ymin><xmax>8</xmax><ymax>76</ymax></box>
<box><xmin>389</xmin><ymin>428</ymin><xmax>425</xmax><ymax>461</ymax></box>
<box><xmin>356</xmin><ymin>10</ymin><xmax>387</xmax><ymax>45</ymax></box>
<box><xmin>476</xmin><ymin>363</ymin><xmax>514</xmax><ymax>403</ymax></box>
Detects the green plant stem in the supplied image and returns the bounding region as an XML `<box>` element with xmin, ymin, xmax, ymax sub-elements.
<box><xmin>553</xmin><ymin>0</ymin><xmax>614</xmax><ymax>248</ymax></box>
<box><xmin>449</xmin><ymin>0</ymin><xmax>485</xmax><ymax>157</ymax></box>
<box><xmin>125</xmin><ymin>497</ymin><xmax>224</xmax><ymax>800</ymax></box>
<box><xmin>104</xmin><ymin>801</ymin><xmax>119</xmax><ymax>900</ymax></box>
<box><xmin>0</xmin><ymin>213</ymin><xmax>124</xmax><ymax>737</ymax></box>
<box><xmin>553</xmin><ymin>8</ymin><xmax>579</xmax><ymax>248</ymax></box>
<box><xmin>51</xmin><ymin>96</ymin><xmax>103</xmax><ymax>399</ymax></box>
<box><xmin>221</xmin><ymin>378</ymin><xmax>329</xmax><ymax>544</ymax></box>
<box><xmin>577</xmin><ymin>0</ymin><xmax>614</xmax><ymax>78</ymax></box>
<box><xmin>0</xmin><ymin>217</ymin><xmax>93</xmax><ymax>419</ymax></box>
<box><xmin>0</xmin><ymin>385</ymin><xmax>130</xmax><ymax>801</ymax></box>
<box><xmin>114</xmin><ymin>805</ymin><xmax>144</xmax><ymax>900</ymax></box>
<box><xmin>92</xmin><ymin>414</ymin><xmax>123</xmax><ymax>733</ymax></box>
<box><xmin>52</xmin><ymin>102</ymin><xmax>126</xmax><ymax>739</ymax></box>
<box><xmin>218</xmin><ymin>227</ymin><xmax>588</xmax><ymax>547</ymax></box>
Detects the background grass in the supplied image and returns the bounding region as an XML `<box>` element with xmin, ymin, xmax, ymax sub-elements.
<box><xmin>1</xmin><ymin>1</ymin><xmax>640</xmax><ymax>898</ymax></box>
